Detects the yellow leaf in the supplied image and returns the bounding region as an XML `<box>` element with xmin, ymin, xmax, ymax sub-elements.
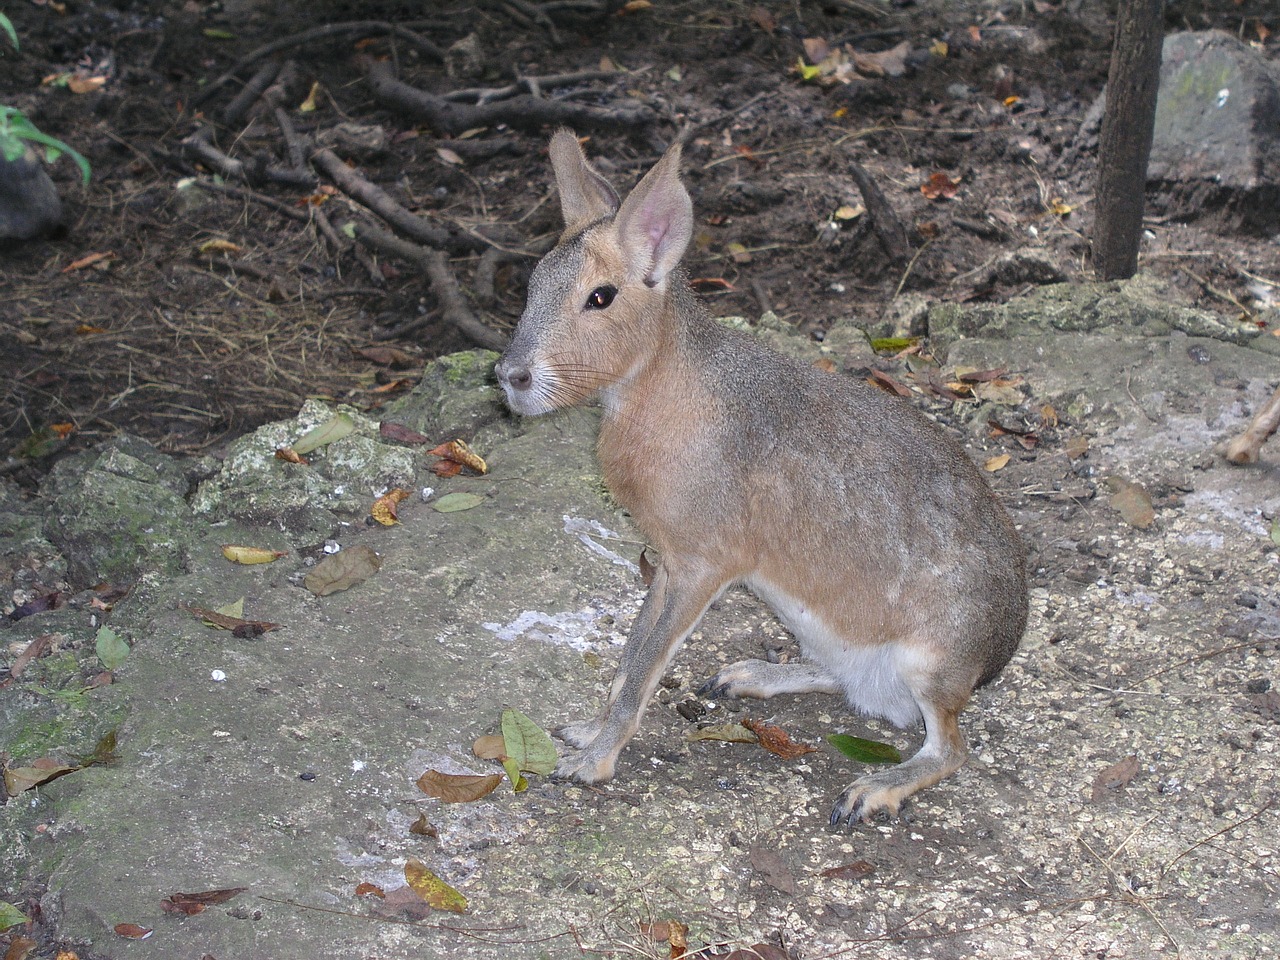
<box><xmin>984</xmin><ymin>453</ymin><xmax>1011</xmax><ymax>472</ymax></box>
<box><xmin>795</xmin><ymin>58</ymin><xmax>821</xmax><ymax>82</ymax></box>
<box><xmin>371</xmin><ymin>488</ymin><xmax>412</xmax><ymax>526</ymax></box>
<box><xmin>198</xmin><ymin>239</ymin><xmax>241</xmax><ymax>255</ymax></box>
<box><xmin>221</xmin><ymin>545</ymin><xmax>288</xmax><ymax>564</ymax></box>
<box><xmin>299</xmin><ymin>82</ymin><xmax>321</xmax><ymax>113</ymax></box>
<box><xmin>930</xmin><ymin>40</ymin><xmax>949</xmax><ymax>57</ymax></box>
<box><xmin>1004</xmin><ymin>95</ymin><xmax>1020</xmax><ymax>107</ymax></box>
<box><xmin>834</xmin><ymin>204</ymin><xmax>864</xmax><ymax>221</ymax></box>
<box><xmin>1049</xmin><ymin>198</ymin><xmax>1073</xmax><ymax>216</ymax></box>
<box><xmin>404</xmin><ymin>858</ymin><xmax>467</xmax><ymax>913</ymax></box>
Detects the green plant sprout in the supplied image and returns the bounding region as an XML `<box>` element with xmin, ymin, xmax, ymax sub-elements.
<box><xmin>1</xmin><ymin>12</ymin><xmax>91</xmax><ymax>183</ymax></box>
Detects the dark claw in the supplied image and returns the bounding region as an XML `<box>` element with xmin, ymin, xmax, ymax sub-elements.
<box><xmin>697</xmin><ymin>675</ymin><xmax>729</xmax><ymax>698</ymax></box>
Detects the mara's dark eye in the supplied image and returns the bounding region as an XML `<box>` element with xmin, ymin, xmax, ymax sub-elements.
<box><xmin>585</xmin><ymin>285</ymin><xmax>617</xmax><ymax>310</ymax></box>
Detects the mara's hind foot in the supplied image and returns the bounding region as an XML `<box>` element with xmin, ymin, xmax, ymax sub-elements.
<box><xmin>830</xmin><ymin>699</ymin><xmax>970</xmax><ymax>827</ymax></box>
<box><xmin>699</xmin><ymin>659</ymin><xmax>842</xmax><ymax>700</ymax></box>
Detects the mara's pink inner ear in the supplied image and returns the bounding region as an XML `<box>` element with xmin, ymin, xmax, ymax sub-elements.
<box><xmin>615</xmin><ymin>144</ymin><xmax>692</xmax><ymax>287</ymax></box>
<box><xmin>549</xmin><ymin>129</ymin><xmax>620</xmax><ymax>230</ymax></box>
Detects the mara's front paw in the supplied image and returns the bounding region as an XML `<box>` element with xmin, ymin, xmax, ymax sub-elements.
<box><xmin>552</xmin><ymin>746</ymin><xmax>618</xmax><ymax>785</ymax></box>
<box><xmin>554</xmin><ymin>717</ymin><xmax>604</xmax><ymax>750</ymax></box>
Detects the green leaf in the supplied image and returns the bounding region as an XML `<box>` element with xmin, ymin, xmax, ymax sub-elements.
<box><xmin>795</xmin><ymin>58</ymin><xmax>821</xmax><ymax>82</ymax></box>
<box><xmin>431</xmin><ymin>492</ymin><xmax>485</xmax><ymax>513</ymax></box>
<box><xmin>95</xmin><ymin>626</ymin><xmax>130</xmax><ymax>670</ymax></box>
<box><xmin>0</xmin><ymin>900</ymin><xmax>26</xmax><ymax>931</ymax></box>
<box><xmin>215</xmin><ymin>598</ymin><xmax>246</xmax><ymax>619</ymax></box>
<box><xmin>292</xmin><ymin>413</ymin><xmax>356</xmax><ymax>455</ymax></box>
<box><xmin>869</xmin><ymin>336</ymin><xmax>920</xmax><ymax>353</ymax></box>
<box><xmin>0</xmin><ymin>14</ymin><xmax>18</xmax><ymax>51</ymax></box>
<box><xmin>501</xmin><ymin>757</ymin><xmax>528</xmax><ymax>792</ymax></box>
<box><xmin>202</xmin><ymin>28</ymin><xmax>236</xmax><ymax>40</ymax></box>
<box><xmin>826</xmin><ymin>733</ymin><xmax>901</xmax><ymax>765</ymax></box>
<box><xmin>1270</xmin><ymin>516</ymin><xmax>1279</xmax><ymax>547</ymax></box>
<box><xmin>501</xmin><ymin>708</ymin><xmax>557</xmax><ymax>775</ymax></box>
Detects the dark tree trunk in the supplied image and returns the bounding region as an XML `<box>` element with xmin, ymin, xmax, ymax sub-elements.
<box><xmin>1092</xmin><ymin>0</ymin><xmax>1165</xmax><ymax>281</ymax></box>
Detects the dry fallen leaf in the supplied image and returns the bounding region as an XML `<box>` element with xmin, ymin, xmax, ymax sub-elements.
<box><xmin>180</xmin><ymin>604</ymin><xmax>280</xmax><ymax>637</ymax></box>
<box><xmin>160</xmin><ymin>887</ymin><xmax>247</xmax><ymax>915</ymax></box>
<box><xmin>4</xmin><ymin>758</ymin><xmax>79</xmax><ymax>797</ymax></box>
<box><xmin>61</xmin><ymin>251</ymin><xmax>116</xmax><ymax>273</ymax></box>
<box><xmin>379</xmin><ymin>421</ymin><xmax>432</xmax><ymax>445</ymax></box>
<box><xmin>355</xmin><ymin>882</ymin><xmax>385</xmax><ymax>898</ymax></box>
<box><xmin>303</xmin><ymin>545</ymin><xmax>381</xmax><ymax>597</ymax></box>
<box><xmin>371</xmin><ymin>488</ymin><xmax>412</xmax><ymax>526</ymax></box>
<box><xmin>687</xmin><ymin>723</ymin><xmax>759</xmax><ymax>744</ymax></box>
<box><xmin>436</xmin><ymin>147</ymin><xmax>464</xmax><ymax>166</ymax></box>
<box><xmin>274</xmin><ymin>446</ymin><xmax>308</xmax><ymax>465</ymax></box>
<box><xmin>820</xmin><ymin>859</ymin><xmax>876</xmax><ymax>880</ymax></box>
<box><xmin>197</xmin><ymin>239</ymin><xmax>241</xmax><ymax>255</ymax></box>
<box><xmin>404</xmin><ymin>858</ymin><xmax>467</xmax><ymax>913</ymax></box>
<box><xmin>1091</xmin><ymin>754</ymin><xmax>1140</xmax><ymax>802</ymax></box>
<box><xmin>428</xmin><ymin>439</ymin><xmax>487</xmax><ymax>475</ymax></box>
<box><xmin>112</xmin><ymin>923</ymin><xmax>152</xmax><ymax>939</ymax></box>
<box><xmin>866</xmin><ymin>368</ymin><xmax>912</xmax><ymax>398</ymax></box>
<box><xmin>221</xmin><ymin>545</ymin><xmax>287</xmax><ymax>565</ymax></box>
<box><xmin>409</xmin><ymin>814</ymin><xmax>438</xmax><ymax>838</ymax></box>
<box><xmin>472</xmin><ymin>734</ymin><xmax>508</xmax><ymax>760</ymax></box>
<box><xmin>416</xmin><ymin>769</ymin><xmax>503</xmax><ymax>803</ymax></box>
<box><xmin>921</xmin><ymin>171</ymin><xmax>961</xmax><ymax>200</ymax></box>
<box><xmin>984</xmin><ymin>453</ymin><xmax>1011</xmax><ymax>472</ymax></box>
<box><xmin>1064</xmin><ymin>435</ymin><xmax>1090</xmax><ymax>460</ymax></box>
<box><xmin>741</xmin><ymin>718</ymin><xmax>818</xmax><ymax>760</ymax></box>
<box><xmin>1108</xmin><ymin>478</ymin><xmax>1155</xmax><ymax>529</ymax></box>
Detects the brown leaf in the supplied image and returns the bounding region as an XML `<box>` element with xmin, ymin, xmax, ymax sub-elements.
<box><xmin>430</xmin><ymin>459</ymin><xmax>463</xmax><ymax>478</ymax></box>
<box><xmin>180</xmin><ymin>604</ymin><xmax>280</xmax><ymax>635</ymax></box>
<box><xmin>955</xmin><ymin>367</ymin><xmax>1009</xmax><ymax>383</ymax></box>
<box><xmin>1091</xmin><ymin>754</ymin><xmax>1140</xmax><ymax>802</ymax></box>
<box><xmin>379</xmin><ymin>421</ymin><xmax>432</xmax><ymax>445</ymax></box>
<box><xmin>4</xmin><ymin>759</ymin><xmax>80</xmax><ymax>797</ymax></box>
<box><xmin>851</xmin><ymin>40</ymin><xmax>910</xmax><ymax>78</ymax></box>
<box><xmin>1064</xmin><ymin>435</ymin><xmax>1090</xmax><ymax>460</ymax></box>
<box><xmin>866</xmin><ymin>368</ymin><xmax>912</xmax><ymax>398</ymax></box>
<box><xmin>741</xmin><ymin>718</ymin><xmax>818</xmax><ymax>760</ymax></box>
<box><xmin>428</xmin><ymin>439</ymin><xmax>487</xmax><ymax>475</ymax></box>
<box><xmin>748</xmin><ymin>6</ymin><xmax>775</xmax><ymax>33</ymax></box>
<box><xmin>472</xmin><ymin>734</ymin><xmax>508</xmax><ymax>760</ymax></box>
<box><xmin>750</xmin><ymin>846</ymin><xmax>799</xmax><ymax>895</ymax></box>
<box><xmin>1109</xmin><ymin>479</ymin><xmax>1155</xmax><ymax>529</ymax></box>
<box><xmin>358</xmin><ymin>346</ymin><xmax>417</xmax><ymax>368</ymax></box>
<box><xmin>112</xmin><ymin>923</ymin><xmax>152</xmax><ymax>939</ymax></box>
<box><xmin>62</xmin><ymin>252</ymin><xmax>116</xmax><ymax>273</ymax></box>
<box><xmin>355</xmin><ymin>881</ymin><xmax>385</xmax><ymax>898</ymax></box>
<box><xmin>303</xmin><ymin>545</ymin><xmax>381</xmax><ymax>597</ymax></box>
<box><xmin>409</xmin><ymin>814</ymin><xmax>438</xmax><ymax>838</ymax></box>
<box><xmin>820</xmin><ymin>859</ymin><xmax>875</xmax><ymax>880</ymax></box>
<box><xmin>10</xmin><ymin>633</ymin><xmax>56</xmax><ymax>679</ymax></box>
<box><xmin>416</xmin><ymin>769</ymin><xmax>503</xmax><ymax>803</ymax></box>
<box><xmin>687</xmin><ymin>723</ymin><xmax>759</xmax><ymax>744</ymax></box>
<box><xmin>920</xmin><ymin>171</ymin><xmax>961</xmax><ymax>200</ymax></box>
<box><xmin>371</xmin><ymin>488</ymin><xmax>412</xmax><ymax>526</ymax></box>
<box><xmin>274</xmin><ymin>446</ymin><xmax>308</xmax><ymax>465</ymax></box>
<box><xmin>5</xmin><ymin>936</ymin><xmax>36</xmax><ymax>960</ymax></box>
<box><xmin>162</xmin><ymin>887</ymin><xmax>247</xmax><ymax>910</ymax></box>
<box><xmin>984</xmin><ymin>453</ymin><xmax>1011</xmax><ymax>472</ymax></box>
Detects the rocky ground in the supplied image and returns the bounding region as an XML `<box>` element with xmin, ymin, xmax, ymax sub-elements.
<box><xmin>2</xmin><ymin>1</ymin><xmax>1279</xmax><ymax>958</ymax></box>
<box><xmin>2</xmin><ymin>284</ymin><xmax>1279</xmax><ymax>958</ymax></box>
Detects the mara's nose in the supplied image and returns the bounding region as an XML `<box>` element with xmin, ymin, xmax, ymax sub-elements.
<box><xmin>496</xmin><ymin>359</ymin><xmax>532</xmax><ymax>392</ymax></box>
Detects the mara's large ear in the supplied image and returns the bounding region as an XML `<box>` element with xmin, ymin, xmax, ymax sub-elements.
<box><xmin>549</xmin><ymin>129</ymin><xmax>620</xmax><ymax>231</ymax></box>
<box><xmin>613</xmin><ymin>142</ymin><xmax>691</xmax><ymax>288</ymax></box>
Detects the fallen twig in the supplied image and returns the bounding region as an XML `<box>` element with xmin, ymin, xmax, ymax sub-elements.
<box><xmin>849</xmin><ymin>159</ymin><xmax>910</xmax><ymax>266</ymax></box>
<box><xmin>195</xmin><ymin>21</ymin><xmax>444</xmax><ymax>106</ymax></box>
<box><xmin>354</xmin><ymin>221</ymin><xmax>508</xmax><ymax>351</ymax></box>
<box><xmin>1224</xmin><ymin>383</ymin><xmax>1280</xmax><ymax>465</ymax></box>
<box><xmin>362</xmin><ymin>57</ymin><xmax>653</xmax><ymax>136</ymax></box>
<box><xmin>310</xmin><ymin>147</ymin><xmax>484</xmax><ymax>255</ymax></box>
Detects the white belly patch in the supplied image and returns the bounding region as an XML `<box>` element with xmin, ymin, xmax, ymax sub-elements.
<box><xmin>747</xmin><ymin>577</ymin><xmax>923</xmax><ymax>728</ymax></box>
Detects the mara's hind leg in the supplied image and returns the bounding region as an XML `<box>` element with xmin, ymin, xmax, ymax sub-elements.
<box><xmin>699</xmin><ymin>660</ymin><xmax>842</xmax><ymax>700</ymax></box>
<box><xmin>830</xmin><ymin>693</ymin><xmax>970</xmax><ymax>827</ymax></box>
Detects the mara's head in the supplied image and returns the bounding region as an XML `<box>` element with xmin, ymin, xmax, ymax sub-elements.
<box><xmin>495</xmin><ymin>130</ymin><xmax>693</xmax><ymax>416</ymax></box>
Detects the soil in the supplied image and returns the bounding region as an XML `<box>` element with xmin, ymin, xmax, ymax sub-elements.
<box><xmin>2</xmin><ymin>0</ymin><xmax>1277</xmax><ymax>468</ymax></box>
<box><xmin>2</xmin><ymin>2</ymin><xmax>1279</xmax><ymax>958</ymax></box>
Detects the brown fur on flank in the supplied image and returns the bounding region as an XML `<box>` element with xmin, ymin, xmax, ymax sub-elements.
<box><xmin>495</xmin><ymin>130</ymin><xmax>1028</xmax><ymax>825</ymax></box>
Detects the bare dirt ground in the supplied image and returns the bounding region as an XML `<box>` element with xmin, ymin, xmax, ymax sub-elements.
<box><xmin>2</xmin><ymin>1</ymin><xmax>1279</xmax><ymax>958</ymax></box>
<box><xmin>2</xmin><ymin>0</ymin><xmax>1277</xmax><ymax>468</ymax></box>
